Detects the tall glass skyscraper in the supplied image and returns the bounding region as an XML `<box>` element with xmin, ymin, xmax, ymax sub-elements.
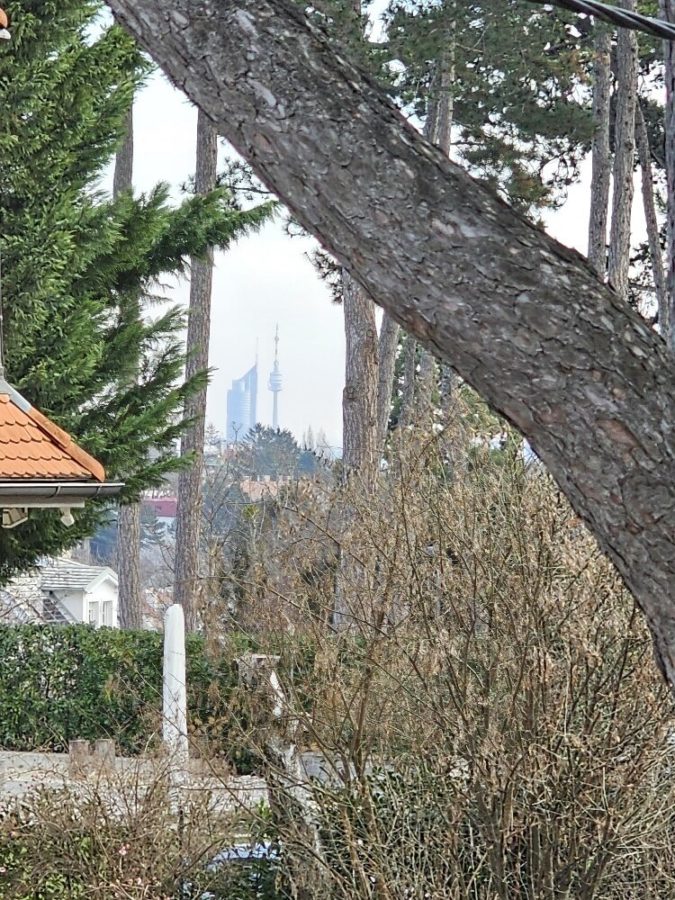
<box><xmin>226</xmin><ymin>362</ymin><xmax>258</xmax><ymax>442</ymax></box>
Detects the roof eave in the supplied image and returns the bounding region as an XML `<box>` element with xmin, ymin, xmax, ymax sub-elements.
<box><xmin>0</xmin><ymin>481</ymin><xmax>124</xmax><ymax>506</ymax></box>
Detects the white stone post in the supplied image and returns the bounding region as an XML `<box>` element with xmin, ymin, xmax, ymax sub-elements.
<box><xmin>163</xmin><ymin>604</ymin><xmax>188</xmax><ymax>775</ymax></box>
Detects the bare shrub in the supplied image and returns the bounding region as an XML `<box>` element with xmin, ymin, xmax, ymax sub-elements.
<box><xmin>227</xmin><ymin>402</ymin><xmax>675</xmax><ymax>899</ymax></box>
<box><xmin>0</xmin><ymin>769</ymin><xmax>276</xmax><ymax>899</ymax></box>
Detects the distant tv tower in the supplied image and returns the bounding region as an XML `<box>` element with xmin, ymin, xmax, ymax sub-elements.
<box><xmin>268</xmin><ymin>325</ymin><xmax>282</xmax><ymax>430</ymax></box>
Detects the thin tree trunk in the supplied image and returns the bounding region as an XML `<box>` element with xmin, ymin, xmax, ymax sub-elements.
<box><xmin>341</xmin><ymin>0</ymin><xmax>379</xmax><ymax>485</ymax></box>
<box><xmin>114</xmin><ymin>105</ymin><xmax>143</xmax><ymax>631</ymax></box>
<box><xmin>661</xmin><ymin>0</ymin><xmax>675</xmax><ymax>350</ymax></box>
<box><xmin>399</xmin><ymin>335</ymin><xmax>416</xmax><ymax>428</ymax></box>
<box><xmin>433</xmin><ymin>38</ymin><xmax>455</xmax><ymax>158</ymax></box>
<box><xmin>109</xmin><ymin>0</ymin><xmax>675</xmax><ymax>690</ymax></box>
<box><xmin>174</xmin><ymin>109</ymin><xmax>218</xmax><ymax>631</ymax></box>
<box><xmin>401</xmin><ymin>52</ymin><xmax>455</xmax><ymax>424</ymax></box>
<box><xmin>374</xmin><ymin>17</ymin><xmax>455</xmax><ymax>435</ymax></box>
<box><xmin>607</xmin><ymin>5</ymin><xmax>638</xmax><ymax>301</ymax></box>
<box><xmin>335</xmin><ymin>275</ymin><xmax>378</xmax><ymax>628</ymax></box>
<box><xmin>635</xmin><ymin>102</ymin><xmax>667</xmax><ymax>327</ymax></box>
<box><xmin>376</xmin><ymin>312</ymin><xmax>399</xmax><ymax>450</ymax></box>
<box><xmin>434</xmin><ymin>42</ymin><xmax>457</xmax><ymax>409</ymax></box>
<box><xmin>588</xmin><ymin>28</ymin><xmax>612</xmax><ymax>277</ymax></box>
<box><xmin>113</xmin><ymin>107</ymin><xmax>134</xmax><ymax>199</ymax></box>
<box><xmin>341</xmin><ymin>272</ymin><xmax>378</xmax><ymax>487</ymax></box>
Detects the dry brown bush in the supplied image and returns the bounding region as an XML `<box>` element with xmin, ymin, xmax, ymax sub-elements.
<box><xmin>0</xmin><ymin>768</ymin><xmax>266</xmax><ymax>899</ymax></box>
<box><xmin>226</xmin><ymin>402</ymin><xmax>675</xmax><ymax>899</ymax></box>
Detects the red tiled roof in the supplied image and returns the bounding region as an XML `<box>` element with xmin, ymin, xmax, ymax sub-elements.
<box><xmin>0</xmin><ymin>391</ymin><xmax>105</xmax><ymax>482</ymax></box>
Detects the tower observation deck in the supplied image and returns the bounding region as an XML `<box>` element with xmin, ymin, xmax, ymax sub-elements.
<box><xmin>268</xmin><ymin>325</ymin><xmax>282</xmax><ymax>430</ymax></box>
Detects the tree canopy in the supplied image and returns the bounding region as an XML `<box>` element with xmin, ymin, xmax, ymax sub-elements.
<box><xmin>0</xmin><ymin>0</ymin><xmax>271</xmax><ymax>578</ymax></box>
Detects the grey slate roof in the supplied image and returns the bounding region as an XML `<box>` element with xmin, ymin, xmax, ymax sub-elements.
<box><xmin>39</xmin><ymin>558</ymin><xmax>117</xmax><ymax>592</ymax></box>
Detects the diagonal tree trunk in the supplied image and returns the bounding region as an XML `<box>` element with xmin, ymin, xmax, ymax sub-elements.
<box><xmin>607</xmin><ymin>2</ymin><xmax>638</xmax><ymax>302</ymax></box>
<box><xmin>587</xmin><ymin>28</ymin><xmax>612</xmax><ymax>277</ymax></box>
<box><xmin>174</xmin><ymin>109</ymin><xmax>218</xmax><ymax>631</ymax></box>
<box><xmin>114</xmin><ymin>105</ymin><xmax>143</xmax><ymax>631</ymax></box>
<box><xmin>108</xmin><ymin>0</ymin><xmax>675</xmax><ymax>687</ymax></box>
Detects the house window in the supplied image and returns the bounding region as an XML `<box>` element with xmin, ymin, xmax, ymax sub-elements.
<box><xmin>88</xmin><ymin>601</ymin><xmax>98</xmax><ymax>627</ymax></box>
<box><xmin>102</xmin><ymin>601</ymin><xmax>113</xmax><ymax>627</ymax></box>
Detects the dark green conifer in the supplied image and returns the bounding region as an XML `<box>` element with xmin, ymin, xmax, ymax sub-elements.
<box><xmin>0</xmin><ymin>1</ymin><xmax>271</xmax><ymax>577</ymax></box>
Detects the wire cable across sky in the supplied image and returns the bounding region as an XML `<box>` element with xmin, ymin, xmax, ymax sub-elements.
<box><xmin>529</xmin><ymin>0</ymin><xmax>675</xmax><ymax>42</ymax></box>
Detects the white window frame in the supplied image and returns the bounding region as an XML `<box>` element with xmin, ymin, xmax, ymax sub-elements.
<box><xmin>102</xmin><ymin>601</ymin><xmax>113</xmax><ymax>627</ymax></box>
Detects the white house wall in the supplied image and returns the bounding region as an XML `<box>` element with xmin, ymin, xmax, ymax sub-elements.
<box><xmin>57</xmin><ymin>590</ymin><xmax>85</xmax><ymax>624</ymax></box>
<box><xmin>84</xmin><ymin>579</ymin><xmax>118</xmax><ymax>628</ymax></box>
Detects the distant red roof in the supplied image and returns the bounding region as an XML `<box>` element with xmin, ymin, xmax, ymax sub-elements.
<box><xmin>143</xmin><ymin>497</ymin><xmax>177</xmax><ymax>518</ymax></box>
<box><xmin>0</xmin><ymin>386</ymin><xmax>105</xmax><ymax>482</ymax></box>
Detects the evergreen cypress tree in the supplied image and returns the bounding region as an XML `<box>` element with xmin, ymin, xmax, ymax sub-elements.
<box><xmin>0</xmin><ymin>1</ymin><xmax>271</xmax><ymax>578</ymax></box>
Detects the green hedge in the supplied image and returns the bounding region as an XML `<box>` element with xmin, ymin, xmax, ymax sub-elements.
<box><xmin>0</xmin><ymin>625</ymin><xmax>255</xmax><ymax>769</ymax></box>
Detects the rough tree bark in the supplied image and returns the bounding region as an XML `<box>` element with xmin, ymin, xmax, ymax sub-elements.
<box><xmin>114</xmin><ymin>105</ymin><xmax>143</xmax><ymax>631</ymax></box>
<box><xmin>587</xmin><ymin>28</ymin><xmax>612</xmax><ymax>277</ymax></box>
<box><xmin>660</xmin><ymin>0</ymin><xmax>675</xmax><ymax>350</ymax></box>
<box><xmin>607</xmin><ymin>4</ymin><xmax>638</xmax><ymax>302</ymax></box>
<box><xmin>106</xmin><ymin>0</ymin><xmax>675</xmax><ymax>686</ymax></box>
<box><xmin>340</xmin><ymin>0</ymin><xmax>379</xmax><ymax>486</ymax></box>
<box><xmin>376</xmin><ymin>312</ymin><xmax>399</xmax><ymax>450</ymax></box>
<box><xmin>635</xmin><ymin>103</ymin><xmax>668</xmax><ymax>327</ymax></box>
<box><xmin>342</xmin><ymin>271</ymin><xmax>378</xmax><ymax>488</ymax></box>
<box><xmin>336</xmin><ymin>269</ymin><xmax>379</xmax><ymax>628</ymax></box>
<box><xmin>173</xmin><ymin>109</ymin><xmax>218</xmax><ymax>631</ymax></box>
<box><xmin>401</xmin><ymin>53</ymin><xmax>455</xmax><ymax>425</ymax></box>
<box><xmin>398</xmin><ymin>336</ymin><xmax>417</xmax><ymax>428</ymax></box>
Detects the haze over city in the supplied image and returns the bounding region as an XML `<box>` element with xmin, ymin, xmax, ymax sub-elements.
<box><xmin>125</xmin><ymin>72</ymin><xmax>342</xmax><ymax>451</ymax></box>
<box><xmin>128</xmin><ymin>63</ymin><xmax>647</xmax><ymax>456</ymax></box>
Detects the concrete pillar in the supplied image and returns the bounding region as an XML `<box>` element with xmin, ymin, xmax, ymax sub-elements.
<box><xmin>68</xmin><ymin>739</ymin><xmax>90</xmax><ymax>778</ymax></box>
<box><xmin>163</xmin><ymin>603</ymin><xmax>188</xmax><ymax>773</ymax></box>
<box><xmin>93</xmin><ymin>738</ymin><xmax>116</xmax><ymax>769</ymax></box>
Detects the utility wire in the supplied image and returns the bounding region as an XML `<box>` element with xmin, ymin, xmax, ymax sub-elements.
<box><xmin>528</xmin><ymin>0</ymin><xmax>675</xmax><ymax>42</ymax></box>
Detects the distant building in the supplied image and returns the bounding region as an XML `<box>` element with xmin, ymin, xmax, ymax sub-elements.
<box><xmin>226</xmin><ymin>362</ymin><xmax>258</xmax><ymax>442</ymax></box>
<box><xmin>1</xmin><ymin>557</ymin><xmax>118</xmax><ymax>628</ymax></box>
<box><xmin>142</xmin><ymin>496</ymin><xmax>177</xmax><ymax>524</ymax></box>
<box><xmin>268</xmin><ymin>326</ymin><xmax>282</xmax><ymax>430</ymax></box>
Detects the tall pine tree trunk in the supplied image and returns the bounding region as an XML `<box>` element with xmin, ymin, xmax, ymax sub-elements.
<box><xmin>661</xmin><ymin>0</ymin><xmax>675</xmax><ymax>349</ymax></box>
<box><xmin>341</xmin><ymin>273</ymin><xmax>378</xmax><ymax>487</ymax></box>
<box><xmin>115</xmin><ymin>106</ymin><xmax>143</xmax><ymax>631</ymax></box>
<box><xmin>587</xmin><ymin>28</ymin><xmax>612</xmax><ymax>277</ymax></box>
<box><xmin>636</xmin><ymin>102</ymin><xmax>667</xmax><ymax>327</ymax></box>
<box><xmin>399</xmin><ymin>335</ymin><xmax>417</xmax><ymax>428</ymax></box>
<box><xmin>174</xmin><ymin>109</ymin><xmax>217</xmax><ymax>631</ymax></box>
<box><xmin>376</xmin><ymin>312</ymin><xmax>399</xmax><ymax>450</ymax></box>
<box><xmin>607</xmin><ymin>6</ymin><xmax>638</xmax><ymax>301</ymax></box>
<box><xmin>341</xmin><ymin>0</ymin><xmax>379</xmax><ymax>486</ymax></box>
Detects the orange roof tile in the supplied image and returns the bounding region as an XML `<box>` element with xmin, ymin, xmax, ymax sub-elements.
<box><xmin>0</xmin><ymin>389</ymin><xmax>105</xmax><ymax>482</ymax></box>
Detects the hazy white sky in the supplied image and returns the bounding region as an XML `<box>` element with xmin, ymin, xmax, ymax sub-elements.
<box><xmin>129</xmin><ymin>71</ymin><xmax>342</xmax><ymax>450</ymax></box>
<box><xmin>126</xmin><ymin>64</ymin><xmax>649</xmax><ymax>452</ymax></box>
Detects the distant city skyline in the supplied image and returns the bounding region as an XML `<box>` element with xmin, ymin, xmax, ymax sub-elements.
<box><xmin>226</xmin><ymin>362</ymin><xmax>258</xmax><ymax>442</ymax></box>
<box><xmin>122</xmin><ymin>67</ymin><xmax>636</xmax><ymax>456</ymax></box>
